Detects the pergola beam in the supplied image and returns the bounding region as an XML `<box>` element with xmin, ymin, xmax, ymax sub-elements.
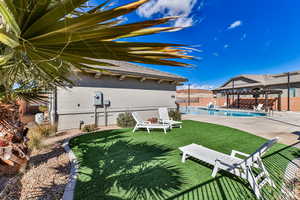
<box><xmin>223</xmin><ymin>89</ymin><xmax>282</xmax><ymax>95</ymax></box>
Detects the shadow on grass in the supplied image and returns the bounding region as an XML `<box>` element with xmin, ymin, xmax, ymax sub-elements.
<box><xmin>70</xmin><ymin>129</ymin><xmax>186</xmax><ymax>200</ymax></box>
<box><xmin>167</xmin><ymin>142</ymin><xmax>300</xmax><ymax>200</ymax></box>
<box><xmin>70</xmin><ymin>130</ymin><xmax>300</xmax><ymax>200</ymax></box>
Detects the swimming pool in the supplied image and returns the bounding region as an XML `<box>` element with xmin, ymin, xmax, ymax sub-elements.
<box><xmin>182</xmin><ymin>107</ymin><xmax>267</xmax><ymax>117</ymax></box>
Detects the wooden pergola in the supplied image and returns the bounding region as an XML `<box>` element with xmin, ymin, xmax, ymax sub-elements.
<box><xmin>222</xmin><ymin>89</ymin><xmax>283</xmax><ymax>111</ymax></box>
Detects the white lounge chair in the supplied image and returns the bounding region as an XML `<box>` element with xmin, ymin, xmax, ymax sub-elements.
<box><xmin>253</xmin><ymin>104</ymin><xmax>264</xmax><ymax>111</ymax></box>
<box><xmin>132</xmin><ymin>112</ymin><xmax>170</xmax><ymax>134</ymax></box>
<box><xmin>208</xmin><ymin>102</ymin><xmax>215</xmax><ymax>109</ymax></box>
<box><xmin>158</xmin><ymin>108</ymin><xmax>182</xmax><ymax>128</ymax></box>
<box><xmin>179</xmin><ymin>138</ymin><xmax>278</xmax><ymax>199</ymax></box>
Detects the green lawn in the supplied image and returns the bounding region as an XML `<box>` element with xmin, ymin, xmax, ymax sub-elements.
<box><xmin>70</xmin><ymin>120</ymin><xmax>299</xmax><ymax>200</ymax></box>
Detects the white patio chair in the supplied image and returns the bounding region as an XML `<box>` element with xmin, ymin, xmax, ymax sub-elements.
<box><xmin>179</xmin><ymin>137</ymin><xmax>279</xmax><ymax>199</ymax></box>
<box><xmin>132</xmin><ymin>112</ymin><xmax>170</xmax><ymax>134</ymax></box>
<box><xmin>208</xmin><ymin>102</ymin><xmax>215</xmax><ymax>109</ymax></box>
<box><xmin>158</xmin><ymin>108</ymin><xmax>182</xmax><ymax>129</ymax></box>
<box><xmin>253</xmin><ymin>104</ymin><xmax>264</xmax><ymax>111</ymax></box>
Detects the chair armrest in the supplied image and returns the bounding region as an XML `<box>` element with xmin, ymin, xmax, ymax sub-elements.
<box><xmin>160</xmin><ymin>119</ymin><xmax>169</xmax><ymax>124</ymax></box>
<box><xmin>140</xmin><ymin>121</ymin><xmax>151</xmax><ymax>125</ymax></box>
<box><xmin>230</xmin><ymin>150</ymin><xmax>250</xmax><ymax>158</ymax></box>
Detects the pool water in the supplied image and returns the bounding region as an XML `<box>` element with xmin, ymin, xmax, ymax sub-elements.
<box><xmin>182</xmin><ymin>107</ymin><xmax>267</xmax><ymax>117</ymax></box>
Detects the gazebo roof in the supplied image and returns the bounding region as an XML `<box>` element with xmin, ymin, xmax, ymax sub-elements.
<box><xmin>222</xmin><ymin>89</ymin><xmax>282</xmax><ymax>95</ymax></box>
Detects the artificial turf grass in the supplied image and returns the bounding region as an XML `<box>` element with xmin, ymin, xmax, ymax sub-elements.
<box><xmin>70</xmin><ymin>120</ymin><xmax>299</xmax><ymax>200</ymax></box>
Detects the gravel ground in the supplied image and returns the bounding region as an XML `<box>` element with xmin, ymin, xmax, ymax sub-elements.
<box><xmin>1</xmin><ymin>144</ymin><xmax>70</xmax><ymax>200</ymax></box>
<box><xmin>0</xmin><ymin>126</ymin><xmax>119</xmax><ymax>200</ymax></box>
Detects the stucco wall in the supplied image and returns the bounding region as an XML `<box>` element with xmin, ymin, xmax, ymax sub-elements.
<box><xmin>56</xmin><ymin>74</ymin><xmax>177</xmax><ymax>130</ymax></box>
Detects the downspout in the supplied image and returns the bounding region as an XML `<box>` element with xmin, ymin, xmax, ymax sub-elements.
<box><xmin>188</xmin><ymin>83</ymin><xmax>191</xmax><ymax>106</ymax></box>
<box><xmin>50</xmin><ymin>87</ymin><xmax>58</xmax><ymax>126</ymax></box>
<box><xmin>287</xmin><ymin>72</ymin><xmax>290</xmax><ymax>111</ymax></box>
<box><xmin>232</xmin><ymin>80</ymin><xmax>235</xmax><ymax>107</ymax></box>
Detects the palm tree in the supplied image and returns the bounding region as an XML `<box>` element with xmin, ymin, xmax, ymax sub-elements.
<box><xmin>0</xmin><ymin>0</ymin><xmax>193</xmax><ymax>173</ymax></box>
<box><xmin>0</xmin><ymin>0</ymin><xmax>192</xmax><ymax>85</ymax></box>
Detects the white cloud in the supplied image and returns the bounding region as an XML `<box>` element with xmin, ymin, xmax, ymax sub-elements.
<box><xmin>137</xmin><ymin>0</ymin><xmax>198</xmax><ymax>28</ymax></box>
<box><xmin>228</xmin><ymin>20</ymin><xmax>242</xmax><ymax>30</ymax></box>
<box><xmin>212</xmin><ymin>52</ymin><xmax>219</xmax><ymax>57</ymax></box>
<box><xmin>177</xmin><ymin>84</ymin><xmax>216</xmax><ymax>90</ymax></box>
<box><xmin>224</xmin><ymin>44</ymin><xmax>229</xmax><ymax>48</ymax></box>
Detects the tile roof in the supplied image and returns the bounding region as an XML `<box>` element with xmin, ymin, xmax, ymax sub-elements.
<box><xmin>214</xmin><ymin>70</ymin><xmax>300</xmax><ymax>90</ymax></box>
<box><xmin>86</xmin><ymin>59</ymin><xmax>187</xmax><ymax>82</ymax></box>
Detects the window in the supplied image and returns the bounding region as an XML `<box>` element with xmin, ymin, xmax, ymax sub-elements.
<box><xmin>290</xmin><ymin>88</ymin><xmax>296</xmax><ymax>97</ymax></box>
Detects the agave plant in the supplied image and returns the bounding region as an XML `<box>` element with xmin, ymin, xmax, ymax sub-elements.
<box><xmin>0</xmin><ymin>0</ymin><xmax>192</xmax><ymax>88</ymax></box>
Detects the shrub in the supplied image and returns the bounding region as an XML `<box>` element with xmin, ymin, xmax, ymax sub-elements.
<box><xmin>27</xmin><ymin>124</ymin><xmax>57</xmax><ymax>150</ymax></box>
<box><xmin>169</xmin><ymin>110</ymin><xmax>181</xmax><ymax>121</ymax></box>
<box><xmin>28</xmin><ymin>127</ymin><xmax>43</xmax><ymax>150</ymax></box>
<box><xmin>82</xmin><ymin>124</ymin><xmax>97</xmax><ymax>132</ymax></box>
<box><xmin>38</xmin><ymin>105</ymin><xmax>48</xmax><ymax>113</ymax></box>
<box><xmin>37</xmin><ymin>124</ymin><xmax>57</xmax><ymax>137</ymax></box>
<box><xmin>117</xmin><ymin>112</ymin><xmax>136</xmax><ymax>128</ymax></box>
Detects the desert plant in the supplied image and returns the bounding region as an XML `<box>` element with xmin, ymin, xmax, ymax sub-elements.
<box><xmin>27</xmin><ymin>124</ymin><xmax>57</xmax><ymax>150</ymax></box>
<box><xmin>169</xmin><ymin>110</ymin><xmax>182</xmax><ymax>121</ymax></box>
<box><xmin>27</xmin><ymin>127</ymin><xmax>43</xmax><ymax>150</ymax></box>
<box><xmin>117</xmin><ymin>112</ymin><xmax>136</xmax><ymax>128</ymax></box>
<box><xmin>82</xmin><ymin>124</ymin><xmax>97</xmax><ymax>132</ymax></box>
<box><xmin>38</xmin><ymin>105</ymin><xmax>48</xmax><ymax>113</ymax></box>
<box><xmin>37</xmin><ymin>124</ymin><xmax>57</xmax><ymax>137</ymax></box>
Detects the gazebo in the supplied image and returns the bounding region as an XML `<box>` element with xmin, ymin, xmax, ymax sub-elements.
<box><xmin>222</xmin><ymin>89</ymin><xmax>283</xmax><ymax>111</ymax></box>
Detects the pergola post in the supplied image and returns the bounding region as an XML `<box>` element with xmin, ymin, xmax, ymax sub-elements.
<box><xmin>264</xmin><ymin>92</ymin><xmax>268</xmax><ymax>112</ymax></box>
<box><xmin>237</xmin><ymin>94</ymin><xmax>240</xmax><ymax>109</ymax></box>
<box><xmin>278</xmin><ymin>94</ymin><xmax>281</xmax><ymax>111</ymax></box>
<box><xmin>226</xmin><ymin>94</ymin><xmax>229</xmax><ymax>108</ymax></box>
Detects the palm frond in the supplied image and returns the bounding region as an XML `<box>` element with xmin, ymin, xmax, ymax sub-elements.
<box><xmin>0</xmin><ymin>0</ymin><xmax>194</xmax><ymax>90</ymax></box>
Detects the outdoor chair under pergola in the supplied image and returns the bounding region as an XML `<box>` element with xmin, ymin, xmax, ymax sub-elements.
<box><xmin>222</xmin><ymin>89</ymin><xmax>283</xmax><ymax>112</ymax></box>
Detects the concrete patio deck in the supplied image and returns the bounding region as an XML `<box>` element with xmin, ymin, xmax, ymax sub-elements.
<box><xmin>183</xmin><ymin>111</ymin><xmax>300</xmax><ymax>148</ymax></box>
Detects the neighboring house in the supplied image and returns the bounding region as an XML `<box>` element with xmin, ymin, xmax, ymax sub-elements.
<box><xmin>176</xmin><ymin>89</ymin><xmax>213</xmax><ymax>107</ymax></box>
<box><xmin>49</xmin><ymin>60</ymin><xmax>187</xmax><ymax>131</ymax></box>
<box><xmin>213</xmin><ymin>71</ymin><xmax>300</xmax><ymax>111</ymax></box>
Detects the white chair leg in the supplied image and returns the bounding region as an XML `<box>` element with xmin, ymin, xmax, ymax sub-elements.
<box><xmin>133</xmin><ymin>125</ymin><xmax>138</xmax><ymax>133</ymax></box>
<box><xmin>181</xmin><ymin>153</ymin><xmax>187</xmax><ymax>163</ymax></box>
<box><xmin>247</xmin><ymin>168</ymin><xmax>262</xmax><ymax>199</ymax></box>
<box><xmin>164</xmin><ymin>128</ymin><xmax>167</xmax><ymax>134</ymax></box>
<box><xmin>147</xmin><ymin>127</ymin><xmax>150</xmax><ymax>133</ymax></box>
<box><xmin>212</xmin><ymin>162</ymin><xmax>220</xmax><ymax>177</ymax></box>
<box><xmin>257</xmin><ymin>158</ymin><xmax>275</xmax><ymax>187</ymax></box>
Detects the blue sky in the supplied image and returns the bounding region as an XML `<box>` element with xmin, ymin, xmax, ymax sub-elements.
<box><xmin>92</xmin><ymin>0</ymin><xmax>300</xmax><ymax>89</ymax></box>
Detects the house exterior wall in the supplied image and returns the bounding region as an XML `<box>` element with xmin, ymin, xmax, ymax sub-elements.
<box><xmin>56</xmin><ymin>74</ymin><xmax>177</xmax><ymax>130</ymax></box>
